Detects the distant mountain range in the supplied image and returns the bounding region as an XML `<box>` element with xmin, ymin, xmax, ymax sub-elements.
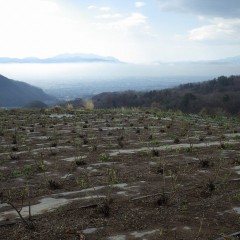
<box><xmin>0</xmin><ymin>54</ymin><xmax>121</xmax><ymax>64</ymax></box>
<box><xmin>154</xmin><ymin>56</ymin><xmax>240</xmax><ymax>65</ymax></box>
<box><xmin>190</xmin><ymin>56</ymin><xmax>240</xmax><ymax>65</ymax></box>
<box><xmin>1</xmin><ymin>53</ymin><xmax>239</xmax><ymax>65</ymax></box>
<box><xmin>208</xmin><ymin>56</ymin><xmax>240</xmax><ymax>64</ymax></box>
<box><xmin>0</xmin><ymin>74</ymin><xmax>55</xmax><ymax>107</ymax></box>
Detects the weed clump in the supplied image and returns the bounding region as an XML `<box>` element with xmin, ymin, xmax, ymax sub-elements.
<box><xmin>98</xmin><ymin>199</ymin><xmax>112</xmax><ymax>217</ymax></box>
<box><xmin>75</xmin><ymin>159</ymin><xmax>87</xmax><ymax>166</ymax></box>
<box><xmin>199</xmin><ymin>158</ymin><xmax>214</xmax><ymax>168</ymax></box>
<box><xmin>9</xmin><ymin>153</ymin><xmax>20</xmax><ymax>161</ymax></box>
<box><xmin>152</xmin><ymin>149</ymin><xmax>159</xmax><ymax>157</ymax></box>
<box><xmin>157</xmin><ymin>193</ymin><xmax>169</xmax><ymax>206</ymax></box>
<box><xmin>206</xmin><ymin>180</ymin><xmax>215</xmax><ymax>192</ymax></box>
<box><xmin>136</xmin><ymin>128</ymin><xmax>141</xmax><ymax>134</ymax></box>
<box><xmin>199</xmin><ymin>159</ymin><xmax>210</xmax><ymax>168</ymax></box>
<box><xmin>11</xmin><ymin>146</ymin><xmax>18</xmax><ymax>152</ymax></box>
<box><xmin>48</xmin><ymin>180</ymin><xmax>61</xmax><ymax>190</ymax></box>
<box><xmin>173</xmin><ymin>137</ymin><xmax>180</xmax><ymax>144</ymax></box>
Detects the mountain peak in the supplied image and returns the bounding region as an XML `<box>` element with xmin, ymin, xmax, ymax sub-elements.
<box><xmin>0</xmin><ymin>54</ymin><xmax>122</xmax><ymax>64</ymax></box>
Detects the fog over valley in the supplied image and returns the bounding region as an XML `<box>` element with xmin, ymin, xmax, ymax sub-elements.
<box><xmin>1</xmin><ymin>61</ymin><xmax>240</xmax><ymax>100</ymax></box>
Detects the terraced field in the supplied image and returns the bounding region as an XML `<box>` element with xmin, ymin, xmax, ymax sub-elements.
<box><xmin>0</xmin><ymin>108</ymin><xmax>240</xmax><ymax>239</ymax></box>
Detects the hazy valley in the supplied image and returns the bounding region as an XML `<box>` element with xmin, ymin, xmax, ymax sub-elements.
<box><xmin>1</xmin><ymin>55</ymin><xmax>240</xmax><ymax>101</ymax></box>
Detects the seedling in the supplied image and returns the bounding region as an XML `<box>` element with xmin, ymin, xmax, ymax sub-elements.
<box><xmin>99</xmin><ymin>153</ymin><xmax>110</xmax><ymax>162</ymax></box>
<box><xmin>23</xmin><ymin>165</ymin><xmax>33</xmax><ymax>177</ymax></box>
<box><xmin>0</xmin><ymin>188</ymin><xmax>34</xmax><ymax>229</ymax></box>
<box><xmin>12</xmin><ymin>169</ymin><xmax>23</xmax><ymax>178</ymax></box>
<box><xmin>107</xmin><ymin>167</ymin><xmax>120</xmax><ymax>185</ymax></box>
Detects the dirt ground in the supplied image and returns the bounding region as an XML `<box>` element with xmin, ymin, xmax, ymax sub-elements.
<box><xmin>0</xmin><ymin>108</ymin><xmax>240</xmax><ymax>239</ymax></box>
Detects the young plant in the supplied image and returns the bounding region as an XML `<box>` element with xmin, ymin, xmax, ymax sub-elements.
<box><xmin>0</xmin><ymin>188</ymin><xmax>34</xmax><ymax>229</ymax></box>
<box><xmin>99</xmin><ymin>153</ymin><xmax>110</xmax><ymax>162</ymax></box>
<box><xmin>107</xmin><ymin>167</ymin><xmax>120</xmax><ymax>185</ymax></box>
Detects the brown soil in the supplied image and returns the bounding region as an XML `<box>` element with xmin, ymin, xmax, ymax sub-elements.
<box><xmin>0</xmin><ymin>108</ymin><xmax>240</xmax><ymax>240</ymax></box>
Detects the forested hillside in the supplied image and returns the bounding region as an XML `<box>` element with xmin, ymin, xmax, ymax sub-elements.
<box><xmin>0</xmin><ymin>74</ymin><xmax>55</xmax><ymax>107</ymax></box>
<box><xmin>92</xmin><ymin>75</ymin><xmax>240</xmax><ymax>115</ymax></box>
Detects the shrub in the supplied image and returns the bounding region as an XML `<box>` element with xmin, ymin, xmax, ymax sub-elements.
<box><xmin>84</xmin><ymin>100</ymin><xmax>94</xmax><ymax>110</ymax></box>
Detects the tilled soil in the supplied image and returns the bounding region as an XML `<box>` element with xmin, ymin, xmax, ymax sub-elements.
<box><xmin>0</xmin><ymin>108</ymin><xmax>240</xmax><ymax>239</ymax></box>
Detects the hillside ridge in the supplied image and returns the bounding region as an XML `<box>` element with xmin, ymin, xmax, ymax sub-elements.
<box><xmin>92</xmin><ymin>75</ymin><xmax>240</xmax><ymax>115</ymax></box>
<box><xmin>0</xmin><ymin>74</ymin><xmax>55</xmax><ymax>107</ymax></box>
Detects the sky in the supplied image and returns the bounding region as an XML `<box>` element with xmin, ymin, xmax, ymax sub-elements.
<box><xmin>0</xmin><ymin>0</ymin><xmax>240</xmax><ymax>63</ymax></box>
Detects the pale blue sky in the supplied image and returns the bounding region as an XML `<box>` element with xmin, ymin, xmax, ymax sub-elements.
<box><xmin>0</xmin><ymin>0</ymin><xmax>239</xmax><ymax>63</ymax></box>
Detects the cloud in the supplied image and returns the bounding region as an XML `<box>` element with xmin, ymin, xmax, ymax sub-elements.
<box><xmin>99</xmin><ymin>7</ymin><xmax>111</xmax><ymax>12</ymax></box>
<box><xmin>96</xmin><ymin>13</ymin><xmax>122</xmax><ymax>19</ymax></box>
<box><xmin>0</xmin><ymin>0</ymin><xmax>155</xmax><ymax>63</ymax></box>
<box><xmin>188</xmin><ymin>18</ymin><xmax>240</xmax><ymax>42</ymax></box>
<box><xmin>0</xmin><ymin>0</ymin><xmax>101</xmax><ymax>58</ymax></box>
<box><xmin>95</xmin><ymin>13</ymin><xmax>148</xmax><ymax>30</ymax></box>
<box><xmin>0</xmin><ymin>0</ymin><xmax>59</xmax><ymax>15</ymax></box>
<box><xmin>135</xmin><ymin>2</ymin><xmax>146</xmax><ymax>8</ymax></box>
<box><xmin>121</xmin><ymin>13</ymin><xmax>147</xmax><ymax>27</ymax></box>
<box><xmin>88</xmin><ymin>5</ymin><xmax>97</xmax><ymax>10</ymax></box>
<box><xmin>158</xmin><ymin>0</ymin><xmax>240</xmax><ymax>18</ymax></box>
<box><xmin>88</xmin><ymin>5</ymin><xmax>111</xmax><ymax>12</ymax></box>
